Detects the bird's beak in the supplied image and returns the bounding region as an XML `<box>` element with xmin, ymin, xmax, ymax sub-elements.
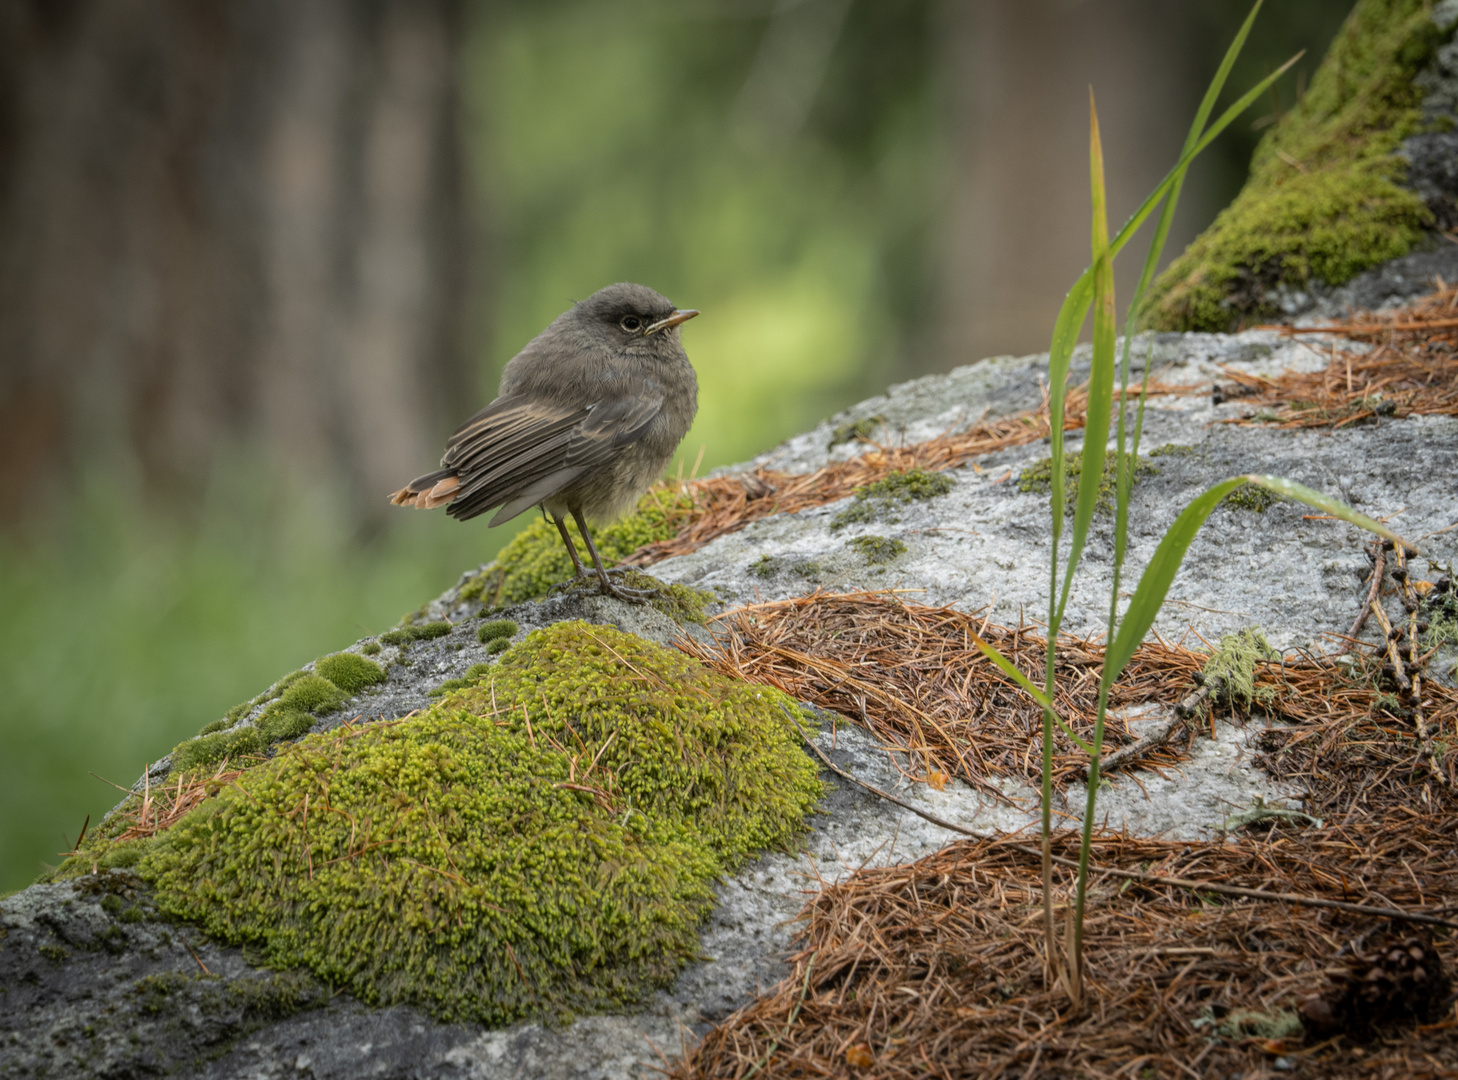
<box><xmin>645</xmin><ymin>309</ymin><xmax>699</xmax><ymax>336</ymax></box>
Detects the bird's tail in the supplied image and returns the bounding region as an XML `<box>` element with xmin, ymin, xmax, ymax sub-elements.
<box><xmin>388</xmin><ymin>469</ymin><xmax>461</xmax><ymax>509</ymax></box>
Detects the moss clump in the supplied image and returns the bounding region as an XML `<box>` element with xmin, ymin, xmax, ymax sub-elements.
<box><xmin>849</xmin><ymin>536</ymin><xmax>907</xmax><ymax>565</ymax></box>
<box><xmin>485</xmin><ymin>637</ymin><xmax>513</xmax><ymax>655</ymax></box>
<box><xmin>1220</xmin><ymin>483</ymin><xmax>1281</xmax><ymax>513</ymax></box>
<box><xmin>360</xmin><ymin>641</ymin><xmax>382</xmax><ymax>656</ymax></box>
<box><xmin>380</xmin><ymin>621</ymin><xmax>452</xmax><ymax>647</ymax></box>
<box><xmin>313</xmin><ymin>653</ymin><xmax>387</xmax><ymax>695</ymax></box>
<box><xmin>614</xmin><ymin>570</ymin><xmax>715</xmax><ymax>625</ymax></box>
<box><xmin>830</xmin><ymin>469</ymin><xmax>954</xmax><ymax>531</ymax></box>
<box><xmin>827</xmin><ymin>415</ymin><xmax>884</xmax><ymax>449</ymax></box>
<box><xmin>172</xmin><ymin>655</ymin><xmax>385</xmax><ymax>774</ymax></box>
<box><xmin>468</xmin><ymin>489</ymin><xmax>696</xmax><ymax>609</ymax></box>
<box><xmin>1148</xmin><ymin>443</ymin><xmax>1198</xmax><ymax>458</ymax></box>
<box><xmin>1016</xmin><ymin>453</ymin><xmax>1159</xmax><ymax>516</ymax></box>
<box><xmin>477</xmin><ymin>618</ymin><xmax>519</xmax><ymax>643</ymax></box>
<box><xmin>1146</xmin><ymin>0</ymin><xmax>1447</xmax><ymax>331</ymax></box>
<box><xmin>430</xmin><ymin>662</ymin><xmax>495</xmax><ymax>696</ymax></box>
<box><xmin>1198</xmin><ymin>628</ymin><xmax>1280</xmax><ymax>713</ymax></box>
<box><xmin>118</xmin><ymin>622</ymin><xmax>822</xmax><ymax>1026</ymax></box>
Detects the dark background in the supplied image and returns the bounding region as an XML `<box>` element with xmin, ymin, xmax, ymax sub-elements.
<box><xmin>0</xmin><ymin>0</ymin><xmax>1349</xmax><ymax>892</ymax></box>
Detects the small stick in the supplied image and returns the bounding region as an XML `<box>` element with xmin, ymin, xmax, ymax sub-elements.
<box><xmin>1367</xmin><ymin>597</ymin><xmax>1412</xmax><ymax>693</ymax></box>
<box><xmin>1097</xmin><ymin>713</ymin><xmax>1190</xmax><ymax>776</ymax></box>
<box><xmin>782</xmin><ymin>706</ymin><xmax>1458</xmax><ymax>930</ymax></box>
<box><xmin>1346</xmin><ymin>541</ymin><xmax>1385</xmax><ymax>641</ymax></box>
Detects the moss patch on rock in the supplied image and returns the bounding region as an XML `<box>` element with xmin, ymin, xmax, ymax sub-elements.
<box><xmin>848</xmin><ymin>536</ymin><xmax>907</xmax><ymax>565</ymax></box>
<box><xmin>1016</xmin><ymin>452</ymin><xmax>1159</xmax><ymax>516</ymax></box>
<box><xmin>458</xmin><ymin>489</ymin><xmax>696</xmax><ymax>609</ymax></box>
<box><xmin>1145</xmin><ymin>0</ymin><xmax>1449</xmax><ymax>331</ymax></box>
<box><xmin>827</xmin><ymin>415</ymin><xmax>884</xmax><ymax>449</ymax></box>
<box><xmin>830</xmin><ymin>468</ymin><xmax>954</xmax><ymax>531</ymax></box>
<box><xmin>171</xmin><ymin>653</ymin><xmax>388</xmax><ymax>773</ymax></box>
<box><xmin>67</xmin><ymin>623</ymin><xmax>823</xmax><ymax>1027</ymax></box>
<box><xmin>1220</xmin><ymin>483</ymin><xmax>1282</xmax><ymax>513</ymax></box>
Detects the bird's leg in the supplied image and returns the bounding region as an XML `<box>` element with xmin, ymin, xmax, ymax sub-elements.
<box><xmin>571</xmin><ymin>507</ymin><xmax>655</xmax><ymax>603</ymax></box>
<box><xmin>544</xmin><ymin>513</ymin><xmax>603</xmax><ymax>597</ymax></box>
<box><xmin>551</xmin><ymin>513</ymin><xmax>591</xmax><ymax>579</ymax></box>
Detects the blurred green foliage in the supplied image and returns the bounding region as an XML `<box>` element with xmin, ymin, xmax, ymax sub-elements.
<box><xmin>0</xmin><ymin>463</ymin><xmax>497</xmax><ymax>892</ymax></box>
<box><xmin>467</xmin><ymin>0</ymin><xmax>946</xmax><ymax>472</ymax></box>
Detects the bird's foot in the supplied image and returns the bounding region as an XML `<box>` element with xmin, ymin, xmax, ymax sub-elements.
<box><xmin>594</xmin><ymin>578</ymin><xmax>659</xmax><ymax>604</ymax></box>
<box><xmin>547</xmin><ymin>570</ymin><xmax>599</xmax><ymax>597</ymax></box>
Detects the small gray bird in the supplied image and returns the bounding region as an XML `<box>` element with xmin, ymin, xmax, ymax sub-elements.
<box><xmin>390</xmin><ymin>282</ymin><xmax>699</xmax><ymax>602</ymax></box>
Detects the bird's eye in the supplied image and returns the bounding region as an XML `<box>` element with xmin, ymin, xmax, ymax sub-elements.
<box><xmin>620</xmin><ymin>315</ymin><xmax>643</xmax><ymax>333</ymax></box>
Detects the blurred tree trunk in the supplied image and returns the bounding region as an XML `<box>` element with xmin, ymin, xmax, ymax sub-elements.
<box><xmin>0</xmin><ymin>0</ymin><xmax>476</xmax><ymax>529</ymax></box>
<box><xmin>933</xmin><ymin>0</ymin><xmax>1215</xmax><ymax>368</ymax></box>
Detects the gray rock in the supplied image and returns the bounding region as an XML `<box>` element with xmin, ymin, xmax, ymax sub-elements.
<box><xmin>4</xmin><ymin>325</ymin><xmax>1453</xmax><ymax>1079</ymax></box>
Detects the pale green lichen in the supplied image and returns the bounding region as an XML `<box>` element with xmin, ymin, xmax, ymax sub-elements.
<box><xmin>830</xmin><ymin>469</ymin><xmax>954</xmax><ymax>531</ymax></box>
<box><xmin>65</xmin><ymin>622</ymin><xmax>822</xmax><ymax>1027</ymax></box>
<box><xmin>1198</xmin><ymin>628</ymin><xmax>1280</xmax><ymax>712</ymax></box>
<box><xmin>462</xmin><ymin>489</ymin><xmax>696</xmax><ymax>609</ymax></box>
<box><xmin>1146</xmin><ymin>0</ymin><xmax>1446</xmax><ymax>331</ymax></box>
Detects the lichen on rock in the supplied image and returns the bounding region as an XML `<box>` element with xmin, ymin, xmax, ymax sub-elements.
<box><xmin>56</xmin><ymin>622</ymin><xmax>824</xmax><ymax>1027</ymax></box>
<box><xmin>1145</xmin><ymin>0</ymin><xmax>1455</xmax><ymax>331</ymax></box>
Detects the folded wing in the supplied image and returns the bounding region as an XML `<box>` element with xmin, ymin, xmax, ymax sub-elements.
<box><xmin>390</xmin><ymin>390</ymin><xmax>664</xmax><ymax>526</ymax></box>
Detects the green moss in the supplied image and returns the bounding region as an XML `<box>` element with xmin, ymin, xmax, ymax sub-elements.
<box><xmin>477</xmin><ymin>619</ymin><xmax>519</xmax><ymax>643</ymax></box>
<box><xmin>430</xmin><ymin>663</ymin><xmax>496</xmax><ymax>696</ymax></box>
<box><xmin>173</xmin><ymin>655</ymin><xmax>384</xmax><ymax>774</ymax></box>
<box><xmin>751</xmin><ymin>554</ymin><xmax>776</xmax><ymax>579</ymax></box>
<box><xmin>171</xmin><ymin>726</ymin><xmax>267</xmax><ymax>772</ymax></box>
<box><xmin>275</xmin><ymin>674</ymin><xmax>347</xmax><ymax>716</ymax></box>
<box><xmin>313</xmin><ymin>653</ymin><xmax>387</xmax><ymax>695</ymax></box>
<box><xmin>468</xmin><ymin>489</ymin><xmax>695</xmax><ymax>609</ymax></box>
<box><xmin>827</xmin><ymin>415</ymin><xmax>884</xmax><ymax>449</ymax></box>
<box><xmin>848</xmin><ymin>536</ymin><xmax>907</xmax><ymax>565</ymax></box>
<box><xmin>1148</xmin><ymin>443</ymin><xmax>1197</xmax><ymax>458</ymax></box>
<box><xmin>108</xmin><ymin>622</ymin><xmax>822</xmax><ymax>1027</ymax></box>
<box><xmin>830</xmin><ymin>468</ymin><xmax>954</xmax><ymax>531</ymax></box>
<box><xmin>1220</xmin><ymin>483</ymin><xmax>1281</xmax><ymax>513</ymax></box>
<box><xmin>1198</xmin><ymin>629</ymin><xmax>1280</xmax><ymax>712</ymax></box>
<box><xmin>257</xmin><ymin>708</ymin><xmax>314</xmax><ymax>743</ymax></box>
<box><xmin>380</xmin><ymin>620</ymin><xmax>453</xmax><ymax>647</ymax></box>
<box><xmin>1146</xmin><ymin>0</ymin><xmax>1446</xmax><ymax>331</ymax></box>
<box><xmin>360</xmin><ymin>642</ymin><xmax>382</xmax><ymax>656</ymax></box>
<box><xmin>1017</xmin><ymin>453</ymin><xmax>1159</xmax><ymax>516</ymax></box>
<box><xmin>486</xmin><ymin>637</ymin><xmax>513</xmax><ymax>655</ymax></box>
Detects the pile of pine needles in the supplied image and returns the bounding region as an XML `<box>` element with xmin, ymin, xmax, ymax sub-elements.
<box><xmin>673</xmin><ymin>591</ymin><xmax>1458</xmax><ymax>1078</ymax></box>
<box><xmin>1227</xmin><ymin>282</ymin><xmax>1458</xmax><ymax>428</ymax></box>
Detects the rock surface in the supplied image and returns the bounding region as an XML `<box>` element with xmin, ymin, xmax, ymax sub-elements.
<box><xmin>4</xmin><ymin>323</ymin><xmax>1455</xmax><ymax>1079</ymax></box>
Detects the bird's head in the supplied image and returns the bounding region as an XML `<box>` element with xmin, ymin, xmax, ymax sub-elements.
<box><xmin>575</xmin><ymin>282</ymin><xmax>698</xmax><ymax>351</ymax></box>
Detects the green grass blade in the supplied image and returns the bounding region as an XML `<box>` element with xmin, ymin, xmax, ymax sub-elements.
<box><xmin>1057</xmin><ymin>95</ymin><xmax>1117</xmax><ymax>624</ymax></box>
<box><xmin>1103</xmin><ymin>476</ymin><xmax>1417</xmax><ymax>689</ymax></box>
<box><xmin>968</xmin><ymin>632</ymin><xmax>1054</xmax><ymax>711</ymax></box>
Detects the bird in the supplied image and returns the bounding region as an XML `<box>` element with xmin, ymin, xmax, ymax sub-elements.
<box><xmin>389</xmin><ymin>282</ymin><xmax>699</xmax><ymax>603</ymax></box>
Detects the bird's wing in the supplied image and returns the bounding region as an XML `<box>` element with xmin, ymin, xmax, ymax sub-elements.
<box><xmin>439</xmin><ymin>389</ymin><xmax>664</xmax><ymax>524</ymax></box>
<box><xmin>440</xmin><ymin>395</ymin><xmax>590</xmax><ymax>522</ymax></box>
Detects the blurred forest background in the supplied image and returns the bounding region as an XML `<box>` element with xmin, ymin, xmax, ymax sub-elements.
<box><xmin>0</xmin><ymin>0</ymin><xmax>1349</xmax><ymax>892</ymax></box>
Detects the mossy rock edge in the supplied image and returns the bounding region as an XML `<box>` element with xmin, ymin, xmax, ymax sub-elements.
<box><xmin>1145</xmin><ymin>0</ymin><xmax>1454</xmax><ymax>331</ymax></box>
<box><xmin>59</xmin><ymin>622</ymin><xmax>824</xmax><ymax>1028</ymax></box>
